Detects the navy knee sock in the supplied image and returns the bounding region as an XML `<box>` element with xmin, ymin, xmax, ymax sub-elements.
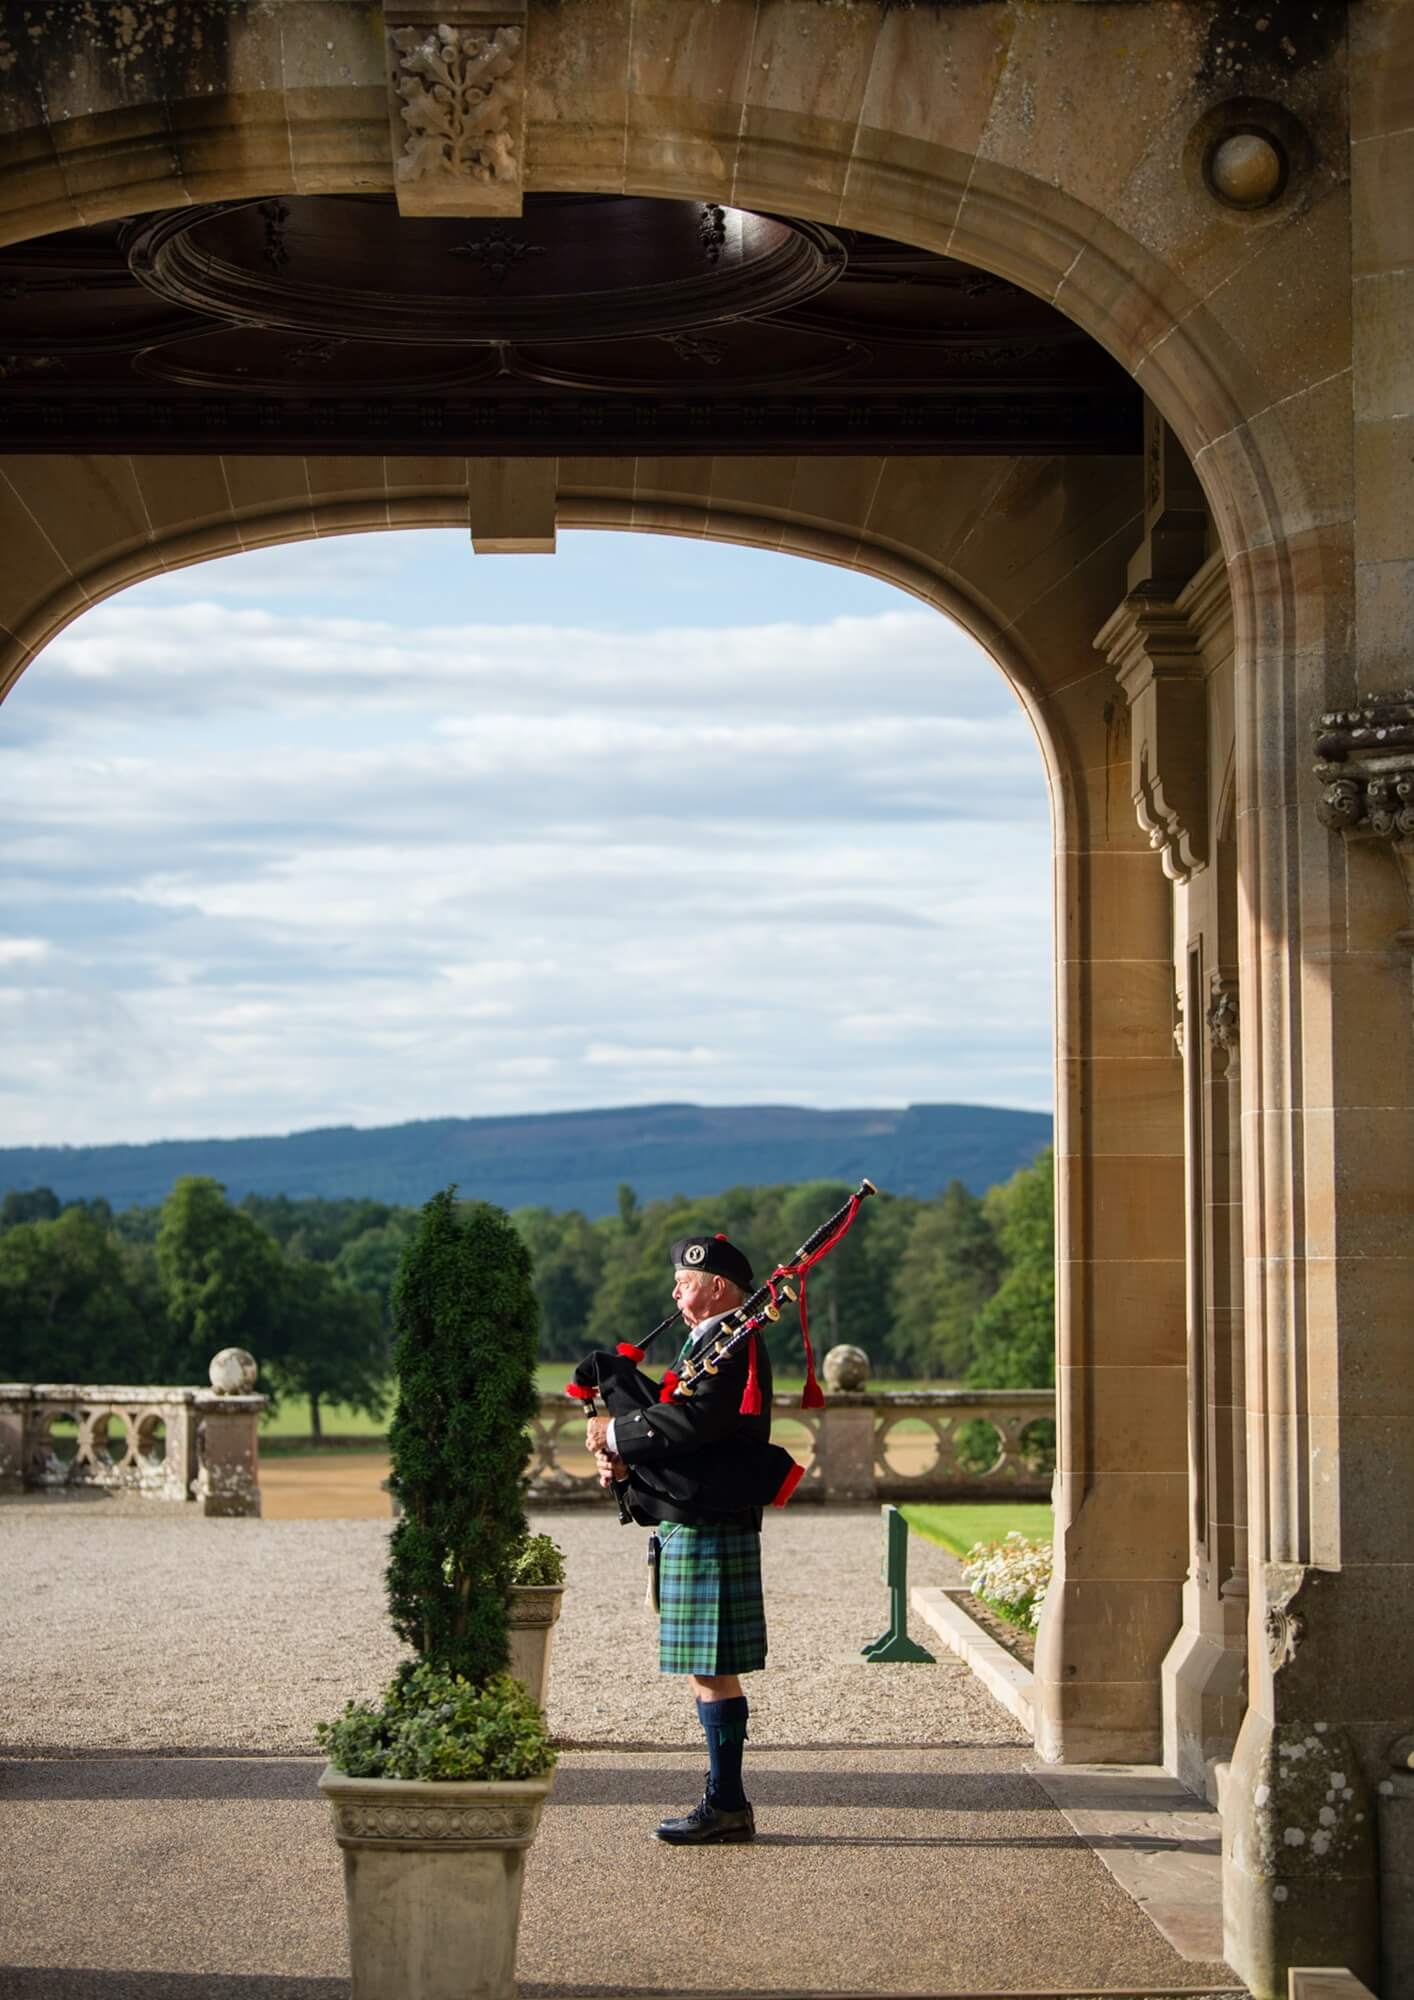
<box><xmin>697</xmin><ymin>1696</ymin><xmax>750</xmax><ymax>1810</ymax></box>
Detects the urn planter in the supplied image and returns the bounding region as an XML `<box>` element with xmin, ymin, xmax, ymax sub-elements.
<box><xmin>506</xmin><ymin>1583</ymin><xmax>564</xmax><ymax>1708</ymax></box>
<box><xmin>319</xmin><ymin>1765</ymin><xmax>555</xmax><ymax>2000</ymax></box>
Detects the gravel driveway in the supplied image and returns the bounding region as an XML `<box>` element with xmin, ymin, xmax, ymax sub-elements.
<box><xmin>2</xmin><ymin>1497</ymin><xmax>1022</xmax><ymax>1755</ymax></box>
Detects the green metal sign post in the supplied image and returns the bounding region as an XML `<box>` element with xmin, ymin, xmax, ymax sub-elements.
<box><xmin>861</xmin><ymin>1504</ymin><xmax>935</xmax><ymax>1663</ymax></box>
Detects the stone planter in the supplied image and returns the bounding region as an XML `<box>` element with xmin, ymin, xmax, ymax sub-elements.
<box><xmin>506</xmin><ymin>1584</ymin><xmax>564</xmax><ymax>1709</ymax></box>
<box><xmin>319</xmin><ymin>1765</ymin><xmax>555</xmax><ymax>2000</ymax></box>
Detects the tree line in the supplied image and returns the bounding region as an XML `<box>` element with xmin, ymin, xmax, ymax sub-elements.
<box><xmin>0</xmin><ymin>1151</ymin><xmax>1054</xmax><ymax>1430</ymax></box>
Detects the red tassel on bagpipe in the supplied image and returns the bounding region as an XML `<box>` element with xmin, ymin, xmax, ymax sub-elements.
<box><xmin>796</xmin><ymin>1275</ymin><xmax>825</xmax><ymax>1409</ymax></box>
<box><xmin>564</xmin><ymin>1381</ymin><xmax>595</xmax><ymax>1403</ymax></box>
<box><xmin>658</xmin><ymin>1369</ymin><xmax>680</xmax><ymax>1403</ymax></box>
<box><xmin>616</xmin><ymin>1342</ymin><xmax>646</xmax><ymax>1363</ymax></box>
<box><xmin>739</xmin><ymin>1333</ymin><xmax>762</xmax><ymax>1416</ymax></box>
<box><xmin>771</xmin><ymin>1191</ymin><xmax>862</xmax><ymax>1410</ymax></box>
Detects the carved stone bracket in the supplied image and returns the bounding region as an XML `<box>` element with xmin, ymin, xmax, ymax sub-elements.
<box><xmin>1314</xmin><ymin>690</ymin><xmax>1414</xmax><ymax>942</ymax></box>
<box><xmin>384</xmin><ymin>4</ymin><xmax>527</xmax><ymax>217</ymax></box>
<box><xmin>1264</xmin><ymin>1560</ymin><xmax>1309</xmax><ymax>1673</ymax></box>
<box><xmin>1098</xmin><ymin>587</ymin><xmax>1209</xmax><ymax>882</ymax></box>
<box><xmin>1207</xmin><ymin>971</ymin><xmax>1239</xmax><ymax>1071</ymax></box>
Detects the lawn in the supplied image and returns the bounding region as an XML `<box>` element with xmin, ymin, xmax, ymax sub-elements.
<box><xmin>901</xmin><ymin>1501</ymin><xmax>1053</xmax><ymax>1557</ymax></box>
<box><xmin>259</xmin><ymin>1367</ymin><xmax>967</xmax><ymax>1440</ymax></box>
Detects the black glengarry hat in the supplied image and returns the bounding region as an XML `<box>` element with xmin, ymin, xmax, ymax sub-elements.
<box><xmin>669</xmin><ymin>1232</ymin><xmax>753</xmax><ymax>1292</ymax></box>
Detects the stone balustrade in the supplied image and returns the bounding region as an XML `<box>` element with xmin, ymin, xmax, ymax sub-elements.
<box><xmin>527</xmin><ymin>1388</ymin><xmax>1055</xmax><ymax>1506</ymax></box>
<box><xmin>0</xmin><ymin>1348</ymin><xmax>268</xmax><ymax>1517</ymax></box>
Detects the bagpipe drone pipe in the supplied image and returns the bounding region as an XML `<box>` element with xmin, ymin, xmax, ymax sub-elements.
<box><xmin>567</xmin><ymin>1178</ymin><xmax>876</xmax><ymax>1516</ymax></box>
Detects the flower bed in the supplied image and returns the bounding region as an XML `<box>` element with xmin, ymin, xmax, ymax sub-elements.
<box><xmin>960</xmin><ymin>1529</ymin><xmax>1052</xmax><ymax>1632</ymax></box>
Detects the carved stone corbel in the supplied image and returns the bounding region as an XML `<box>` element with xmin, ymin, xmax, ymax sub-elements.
<box><xmin>384</xmin><ymin>3</ymin><xmax>527</xmax><ymax>218</ymax></box>
<box><xmin>1097</xmin><ymin>588</ymin><xmax>1209</xmax><ymax>882</ymax></box>
<box><xmin>1207</xmin><ymin>971</ymin><xmax>1239</xmax><ymax>1074</ymax></box>
<box><xmin>1314</xmin><ymin>692</ymin><xmax>1414</xmax><ymax>943</ymax></box>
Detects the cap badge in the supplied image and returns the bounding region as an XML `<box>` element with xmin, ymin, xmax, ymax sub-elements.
<box><xmin>683</xmin><ymin>1242</ymin><xmax>706</xmax><ymax>1265</ymax></box>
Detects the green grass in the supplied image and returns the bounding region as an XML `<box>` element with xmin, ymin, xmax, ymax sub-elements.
<box><xmin>260</xmin><ymin>1400</ymin><xmax>389</xmax><ymax>1439</ymax></box>
<box><xmin>259</xmin><ymin>1370</ymin><xmax>970</xmax><ymax>1441</ymax></box>
<box><xmin>901</xmin><ymin>1501</ymin><xmax>1053</xmax><ymax>1557</ymax></box>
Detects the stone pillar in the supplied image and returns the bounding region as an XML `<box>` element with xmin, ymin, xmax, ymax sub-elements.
<box><xmin>1032</xmin><ymin>567</ymin><xmax>1190</xmax><ymax>1764</ymax></box>
<box><xmin>192</xmin><ymin>1351</ymin><xmax>267</xmax><ymax>1518</ymax></box>
<box><xmin>192</xmin><ymin>1396</ymin><xmax>265</xmax><ymax>1517</ymax></box>
<box><xmin>815</xmin><ymin>1399</ymin><xmax>876</xmax><ymax>1504</ymax></box>
<box><xmin>0</xmin><ymin>1387</ymin><xmax>29</xmax><ymax>1491</ymax></box>
<box><xmin>1222</xmin><ymin>8</ymin><xmax>1414</xmax><ymax>1990</ymax></box>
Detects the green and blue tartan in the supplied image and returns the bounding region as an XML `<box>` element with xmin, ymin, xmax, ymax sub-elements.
<box><xmin>657</xmin><ymin>1522</ymin><xmax>767</xmax><ymax>1676</ymax></box>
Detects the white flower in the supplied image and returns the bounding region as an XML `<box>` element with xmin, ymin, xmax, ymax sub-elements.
<box><xmin>960</xmin><ymin>1531</ymin><xmax>1053</xmax><ymax>1628</ymax></box>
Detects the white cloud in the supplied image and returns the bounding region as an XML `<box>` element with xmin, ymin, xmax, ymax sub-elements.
<box><xmin>0</xmin><ymin>537</ymin><xmax>1054</xmax><ymax>1147</ymax></box>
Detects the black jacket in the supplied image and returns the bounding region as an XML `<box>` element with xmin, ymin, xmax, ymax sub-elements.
<box><xmin>612</xmin><ymin>1313</ymin><xmax>780</xmax><ymax>1527</ymax></box>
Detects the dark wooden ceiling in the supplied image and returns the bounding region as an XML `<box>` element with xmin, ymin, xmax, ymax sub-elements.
<box><xmin>0</xmin><ymin>193</ymin><xmax>1139</xmax><ymax>457</ymax></box>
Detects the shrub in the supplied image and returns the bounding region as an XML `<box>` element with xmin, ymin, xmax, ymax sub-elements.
<box><xmin>318</xmin><ymin>1662</ymin><xmax>556</xmax><ymax>1782</ymax></box>
<box><xmin>509</xmin><ymin>1532</ymin><xmax>566</xmax><ymax>1588</ymax></box>
<box><xmin>384</xmin><ymin>1190</ymin><xmax>540</xmax><ymax>1686</ymax></box>
<box><xmin>960</xmin><ymin>1529</ymin><xmax>1052</xmax><ymax>1631</ymax></box>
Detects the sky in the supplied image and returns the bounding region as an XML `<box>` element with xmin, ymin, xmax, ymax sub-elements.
<box><xmin>0</xmin><ymin>527</ymin><xmax>1055</xmax><ymax>1147</ymax></box>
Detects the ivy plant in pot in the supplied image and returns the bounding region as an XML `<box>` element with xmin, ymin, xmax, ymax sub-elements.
<box><xmin>506</xmin><ymin>1532</ymin><xmax>566</xmax><ymax>1710</ymax></box>
<box><xmin>318</xmin><ymin>1191</ymin><xmax>554</xmax><ymax>2000</ymax></box>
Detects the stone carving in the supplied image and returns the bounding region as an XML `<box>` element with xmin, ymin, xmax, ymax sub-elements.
<box><xmin>334</xmin><ymin>1801</ymin><xmax>538</xmax><ymax>1845</ymax></box>
<box><xmin>1173</xmin><ymin>986</ymin><xmax>1185</xmax><ymax>1055</ymax></box>
<box><xmin>1098</xmin><ymin>590</ymin><xmax>1208</xmax><ymax>883</ymax></box>
<box><xmin>1266</xmin><ymin>1602</ymin><xmax>1306</xmax><ymax>1670</ymax></box>
<box><xmin>1207</xmin><ymin>973</ymin><xmax>1239</xmax><ymax>1063</ymax></box>
<box><xmin>1315</xmin><ymin>692</ymin><xmax>1414</xmax><ymax>938</ymax></box>
<box><xmin>1265</xmin><ymin>1563</ymin><xmax>1309</xmax><ymax>1671</ymax></box>
<box><xmin>506</xmin><ymin>1586</ymin><xmax>560</xmax><ymax>1627</ymax></box>
<box><xmin>386</xmin><ymin>9</ymin><xmax>526</xmax><ymax>218</ymax></box>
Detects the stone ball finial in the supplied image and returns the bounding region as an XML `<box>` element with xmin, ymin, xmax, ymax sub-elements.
<box><xmin>1208</xmin><ymin>131</ymin><xmax>1285</xmax><ymax>208</ymax></box>
<box><xmin>209</xmin><ymin>1348</ymin><xmax>258</xmax><ymax>1394</ymax></box>
<box><xmin>822</xmin><ymin>1343</ymin><xmax>870</xmax><ymax>1392</ymax></box>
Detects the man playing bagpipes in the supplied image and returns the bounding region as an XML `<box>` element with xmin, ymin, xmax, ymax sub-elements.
<box><xmin>581</xmin><ymin>1231</ymin><xmax>777</xmax><ymax>1845</ymax></box>
<box><xmin>572</xmin><ymin>1182</ymin><xmax>874</xmax><ymax>1846</ymax></box>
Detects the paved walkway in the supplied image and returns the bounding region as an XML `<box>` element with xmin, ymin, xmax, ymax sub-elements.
<box><xmin>0</xmin><ymin>1501</ymin><xmax>1240</xmax><ymax>1998</ymax></box>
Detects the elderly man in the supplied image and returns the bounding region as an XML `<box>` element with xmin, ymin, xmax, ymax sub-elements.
<box><xmin>584</xmin><ymin>1231</ymin><xmax>773</xmax><ymax>1845</ymax></box>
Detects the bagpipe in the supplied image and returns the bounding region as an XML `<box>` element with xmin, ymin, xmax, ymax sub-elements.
<box><xmin>566</xmin><ymin>1179</ymin><xmax>876</xmax><ymax>1519</ymax></box>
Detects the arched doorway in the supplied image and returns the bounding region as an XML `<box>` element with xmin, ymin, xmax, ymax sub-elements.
<box><xmin>1</xmin><ymin>9</ymin><xmax>1402</xmax><ymax>1992</ymax></box>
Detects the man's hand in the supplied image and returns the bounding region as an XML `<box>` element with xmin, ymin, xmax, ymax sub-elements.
<box><xmin>595</xmin><ymin>1449</ymin><xmax>628</xmax><ymax>1490</ymax></box>
<box><xmin>585</xmin><ymin>1414</ymin><xmax>612</xmax><ymax>1455</ymax></box>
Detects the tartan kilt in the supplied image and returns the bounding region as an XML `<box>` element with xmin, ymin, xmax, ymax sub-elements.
<box><xmin>657</xmin><ymin>1523</ymin><xmax>767</xmax><ymax>1676</ymax></box>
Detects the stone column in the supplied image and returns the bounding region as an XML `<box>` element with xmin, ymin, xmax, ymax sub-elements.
<box><xmin>815</xmin><ymin>1398</ymin><xmax>877</xmax><ymax>1504</ymax></box>
<box><xmin>192</xmin><ymin>1350</ymin><xmax>267</xmax><ymax>1518</ymax></box>
<box><xmin>1102</xmin><ymin>540</ymin><xmax>1251</xmax><ymax>1805</ymax></box>
<box><xmin>0</xmin><ymin>1387</ymin><xmax>29</xmax><ymax>1491</ymax></box>
<box><xmin>1222</xmin><ymin>9</ymin><xmax>1413</xmax><ymax>1990</ymax></box>
<box><xmin>1032</xmin><ymin>530</ymin><xmax>1191</xmax><ymax>1764</ymax></box>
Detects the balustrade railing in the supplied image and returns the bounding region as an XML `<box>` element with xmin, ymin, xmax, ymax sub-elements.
<box><xmin>0</xmin><ymin>1351</ymin><xmax>268</xmax><ymax>1516</ymax></box>
<box><xmin>527</xmin><ymin>1388</ymin><xmax>1055</xmax><ymax>1505</ymax></box>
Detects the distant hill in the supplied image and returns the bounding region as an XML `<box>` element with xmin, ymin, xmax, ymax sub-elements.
<box><xmin>0</xmin><ymin>1101</ymin><xmax>1052</xmax><ymax>1217</ymax></box>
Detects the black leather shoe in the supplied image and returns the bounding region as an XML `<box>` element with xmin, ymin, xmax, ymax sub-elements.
<box><xmin>655</xmin><ymin>1791</ymin><xmax>756</xmax><ymax>1845</ymax></box>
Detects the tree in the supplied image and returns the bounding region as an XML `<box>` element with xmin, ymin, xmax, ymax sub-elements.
<box><xmin>267</xmin><ymin>1259</ymin><xmax>389</xmax><ymax>1440</ymax></box>
<box><xmin>384</xmin><ymin>1191</ymin><xmax>540</xmax><ymax>1682</ymax></box>
<box><xmin>155</xmin><ymin>1177</ymin><xmax>285</xmax><ymax>1379</ymax></box>
<box><xmin>966</xmin><ymin>1149</ymin><xmax>1056</xmax><ymax>1389</ymax></box>
<box><xmin>334</xmin><ymin>1214</ymin><xmax>417</xmax><ymax>1329</ymax></box>
<box><xmin>510</xmin><ymin>1206</ymin><xmax>605</xmax><ymax>1360</ymax></box>
<box><xmin>0</xmin><ymin>1208</ymin><xmax>153</xmax><ymax>1380</ymax></box>
<box><xmin>1</xmin><ymin>1187</ymin><xmax>61</xmax><ymax>1230</ymax></box>
<box><xmin>889</xmin><ymin>1180</ymin><xmax>1003</xmax><ymax>1379</ymax></box>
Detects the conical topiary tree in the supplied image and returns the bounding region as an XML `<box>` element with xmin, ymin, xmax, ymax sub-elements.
<box><xmin>385</xmin><ymin>1189</ymin><xmax>540</xmax><ymax>1684</ymax></box>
